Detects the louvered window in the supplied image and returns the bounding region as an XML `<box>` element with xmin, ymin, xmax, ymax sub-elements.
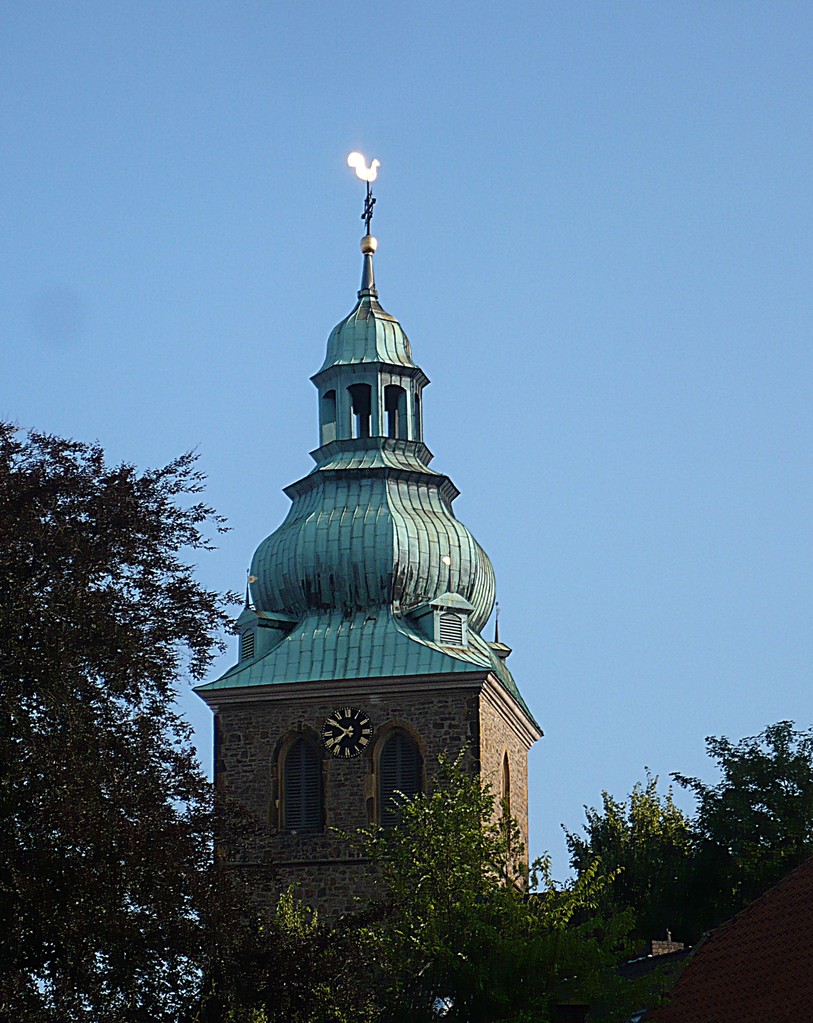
<box><xmin>379</xmin><ymin>731</ymin><xmax>422</xmax><ymax>828</ymax></box>
<box><xmin>438</xmin><ymin>612</ymin><xmax>464</xmax><ymax>646</ymax></box>
<box><xmin>283</xmin><ymin>739</ymin><xmax>322</xmax><ymax>832</ymax></box>
<box><xmin>241</xmin><ymin>630</ymin><xmax>255</xmax><ymax>661</ymax></box>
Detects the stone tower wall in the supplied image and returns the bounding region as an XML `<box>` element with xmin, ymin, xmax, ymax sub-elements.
<box><xmin>212</xmin><ymin>672</ymin><xmax>534</xmax><ymax>918</ymax></box>
<box><xmin>478</xmin><ymin>682</ymin><xmax>532</xmax><ymax>861</ymax></box>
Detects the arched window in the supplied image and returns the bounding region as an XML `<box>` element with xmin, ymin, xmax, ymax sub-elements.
<box><xmin>320</xmin><ymin>390</ymin><xmax>337</xmax><ymax>445</ymax></box>
<box><xmin>378</xmin><ymin>730</ymin><xmax>422</xmax><ymax>828</ymax></box>
<box><xmin>501</xmin><ymin>751</ymin><xmax>511</xmax><ymax>817</ymax></box>
<box><xmin>384</xmin><ymin>384</ymin><xmax>407</xmax><ymax>440</ymax></box>
<box><xmin>348</xmin><ymin>383</ymin><xmax>372</xmax><ymax>439</ymax></box>
<box><xmin>282</xmin><ymin>738</ymin><xmax>322</xmax><ymax>832</ymax></box>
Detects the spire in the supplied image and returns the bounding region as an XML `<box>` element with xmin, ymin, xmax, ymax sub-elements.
<box><xmin>245</xmin><ymin>571</ymin><xmax>256</xmax><ymax>610</ymax></box>
<box><xmin>359</xmin><ymin>233</ymin><xmax>378</xmax><ymax>297</ymax></box>
<box><xmin>490</xmin><ymin>600</ymin><xmax>512</xmax><ymax>661</ymax></box>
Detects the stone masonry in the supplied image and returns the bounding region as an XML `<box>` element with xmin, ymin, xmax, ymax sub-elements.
<box><xmin>210</xmin><ymin>670</ymin><xmax>535</xmax><ymax>918</ymax></box>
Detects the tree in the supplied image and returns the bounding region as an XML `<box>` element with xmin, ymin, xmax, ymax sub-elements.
<box><xmin>210</xmin><ymin>889</ymin><xmax>379</xmax><ymax>1023</ymax></box>
<box><xmin>566</xmin><ymin>722</ymin><xmax>813</xmax><ymax>945</ymax></box>
<box><xmin>564</xmin><ymin>773</ymin><xmax>694</xmax><ymax>944</ymax></box>
<box><xmin>0</xmin><ymin>424</ymin><xmax>237</xmax><ymax>1022</ymax></box>
<box><xmin>349</xmin><ymin>753</ymin><xmax>530</xmax><ymax>1021</ymax></box>
<box><xmin>673</xmin><ymin>720</ymin><xmax>813</xmax><ymax>923</ymax></box>
<box><xmin>341</xmin><ymin>755</ymin><xmax>651</xmax><ymax>1023</ymax></box>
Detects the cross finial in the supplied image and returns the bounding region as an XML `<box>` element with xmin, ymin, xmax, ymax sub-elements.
<box><xmin>347</xmin><ymin>152</ymin><xmax>380</xmax><ymax>234</ymax></box>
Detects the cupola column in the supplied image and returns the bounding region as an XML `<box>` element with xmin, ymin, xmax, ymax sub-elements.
<box><xmin>370</xmin><ymin>377</ymin><xmax>382</xmax><ymax>438</ymax></box>
<box><xmin>335</xmin><ymin>381</ymin><xmax>350</xmax><ymax>441</ymax></box>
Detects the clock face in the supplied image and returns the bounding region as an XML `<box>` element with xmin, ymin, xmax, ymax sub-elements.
<box><xmin>322</xmin><ymin>707</ymin><xmax>373</xmax><ymax>759</ymax></box>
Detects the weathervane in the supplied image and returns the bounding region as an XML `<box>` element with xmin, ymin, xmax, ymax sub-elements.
<box><xmin>347</xmin><ymin>151</ymin><xmax>380</xmax><ymax>234</ymax></box>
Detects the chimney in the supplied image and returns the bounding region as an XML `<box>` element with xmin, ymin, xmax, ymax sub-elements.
<box><xmin>650</xmin><ymin>931</ymin><xmax>685</xmax><ymax>956</ymax></box>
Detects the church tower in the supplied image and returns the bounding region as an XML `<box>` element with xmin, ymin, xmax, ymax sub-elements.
<box><xmin>195</xmin><ymin>164</ymin><xmax>540</xmax><ymax>916</ymax></box>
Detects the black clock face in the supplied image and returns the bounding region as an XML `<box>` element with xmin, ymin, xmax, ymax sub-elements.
<box><xmin>322</xmin><ymin>707</ymin><xmax>372</xmax><ymax>758</ymax></box>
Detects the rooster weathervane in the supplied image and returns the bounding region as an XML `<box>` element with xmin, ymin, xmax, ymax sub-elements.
<box><xmin>347</xmin><ymin>151</ymin><xmax>380</xmax><ymax>235</ymax></box>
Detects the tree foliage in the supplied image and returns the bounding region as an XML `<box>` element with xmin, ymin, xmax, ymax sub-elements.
<box><xmin>564</xmin><ymin>773</ymin><xmax>693</xmax><ymax>943</ymax></box>
<box><xmin>351</xmin><ymin>753</ymin><xmax>532</xmax><ymax>1021</ymax></box>
<box><xmin>0</xmin><ymin>424</ymin><xmax>237</xmax><ymax>1022</ymax></box>
<box><xmin>341</xmin><ymin>755</ymin><xmax>650</xmax><ymax>1023</ymax></box>
<box><xmin>211</xmin><ymin>890</ymin><xmax>379</xmax><ymax>1023</ymax></box>
<box><xmin>673</xmin><ymin>719</ymin><xmax>813</xmax><ymax>923</ymax></box>
<box><xmin>567</xmin><ymin>721</ymin><xmax>813</xmax><ymax>944</ymax></box>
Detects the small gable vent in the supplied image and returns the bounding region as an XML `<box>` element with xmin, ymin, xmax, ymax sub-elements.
<box><xmin>438</xmin><ymin>612</ymin><xmax>464</xmax><ymax>646</ymax></box>
<box><xmin>241</xmin><ymin>630</ymin><xmax>255</xmax><ymax>661</ymax></box>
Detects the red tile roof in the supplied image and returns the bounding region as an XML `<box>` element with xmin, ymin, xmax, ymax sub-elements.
<box><xmin>649</xmin><ymin>857</ymin><xmax>813</xmax><ymax>1023</ymax></box>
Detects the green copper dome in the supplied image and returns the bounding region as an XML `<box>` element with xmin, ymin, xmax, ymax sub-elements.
<box><xmin>315</xmin><ymin>243</ymin><xmax>420</xmax><ymax>375</ymax></box>
<box><xmin>317</xmin><ymin>295</ymin><xmax>418</xmax><ymax>372</ymax></box>
<box><xmin>250</xmin><ymin>450</ymin><xmax>496</xmax><ymax>632</ymax></box>
<box><xmin>249</xmin><ymin>239</ymin><xmax>496</xmax><ymax>632</ymax></box>
<box><xmin>199</xmin><ymin>230</ymin><xmax>537</xmax><ymax>730</ymax></box>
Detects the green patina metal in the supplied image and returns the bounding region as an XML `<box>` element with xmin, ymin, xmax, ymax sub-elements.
<box><xmin>317</xmin><ymin>294</ymin><xmax>418</xmax><ymax>373</ymax></box>
<box><xmin>197</xmin><ymin>604</ymin><xmax>532</xmax><ymax>720</ymax></box>
<box><xmin>197</xmin><ymin>238</ymin><xmax>537</xmax><ymax>728</ymax></box>
<box><xmin>250</xmin><ymin>464</ymin><xmax>494</xmax><ymax>630</ymax></box>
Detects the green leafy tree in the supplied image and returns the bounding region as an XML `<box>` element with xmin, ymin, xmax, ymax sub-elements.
<box><xmin>350</xmin><ymin>753</ymin><xmax>529</xmax><ymax>1021</ymax></box>
<box><xmin>567</xmin><ymin>722</ymin><xmax>813</xmax><ymax>945</ymax></box>
<box><xmin>564</xmin><ymin>773</ymin><xmax>694</xmax><ymax>944</ymax></box>
<box><xmin>673</xmin><ymin>719</ymin><xmax>813</xmax><ymax>924</ymax></box>
<box><xmin>346</xmin><ymin>755</ymin><xmax>650</xmax><ymax>1023</ymax></box>
<box><xmin>0</xmin><ymin>424</ymin><xmax>238</xmax><ymax>1022</ymax></box>
<box><xmin>212</xmin><ymin>889</ymin><xmax>379</xmax><ymax>1023</ymax></box>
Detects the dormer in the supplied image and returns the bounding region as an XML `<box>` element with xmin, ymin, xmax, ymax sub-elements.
<box><xmin>406</xmin><ymin>592</ymin><xmax>475</xmax><ymax>649</ymax></box>
<box><xmin>236</xmin><ymin>606</ymin><xmax>298</xmax><ymax>663</ymax></box>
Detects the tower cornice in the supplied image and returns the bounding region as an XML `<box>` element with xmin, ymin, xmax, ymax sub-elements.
<box><xmin>283</xmin><ymin>461</ymin><xmax>461</xmax><ymax>505</ymax></box>
<box><xmin>311</xmin><ymin>360</ymin><xmax>430</xmax><ymax>391</ymax></box>
<box><xmin>308</xmin><ymin>435</ymin><xmax>435</xmax><ymax>470</ymax></box>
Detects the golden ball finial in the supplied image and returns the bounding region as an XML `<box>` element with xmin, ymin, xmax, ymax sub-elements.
<box><xmin>360</xmin><ymin>234</ymin><xmax>378</xmax><ymax>255</ymax></box>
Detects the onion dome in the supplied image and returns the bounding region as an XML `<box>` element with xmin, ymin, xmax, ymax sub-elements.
<box><xmin>249</xmin><ymin>234</ymin><xmax>496</xmax><ymax>633</ymax></box>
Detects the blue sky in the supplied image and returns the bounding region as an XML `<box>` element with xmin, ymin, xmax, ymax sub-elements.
<box><xmin>2</xmin><ymin>2</ymin><xmax>811</xmax><ymax>874</ymax></box>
